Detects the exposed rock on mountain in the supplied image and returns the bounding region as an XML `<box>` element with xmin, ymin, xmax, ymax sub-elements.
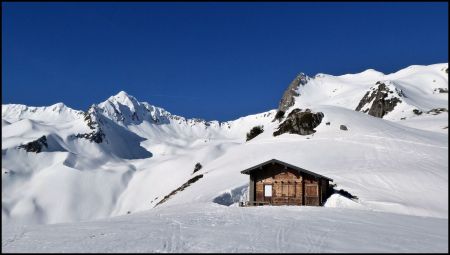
<box><xmin>427</xmin><ymin>108</ymin><xmax>448</xmax><ymax>115</ymax></box>
<box><xmin>1</xmin><ymin>63</ymin><xmax>448</xmax><ymax>226</ymax></box>
<box><xmin>277</xmin><ymin>73</ymin><xmax>310</xmax><ymax>112</ymax></box>
<box><xmin>193</xmin><ymin>163</ymin><xmax>202</xmax><ymax>174</ymax></box>
<box><xmin>76</xmin><ymin>105</ymin><xmax>105</xmax><ymax>143</ymax></box>
<box><xmin>413</xmin><ymin>109</ymin><xmax>423</xmax><ymax>115</ymax></box>
<box><xmin>246</xmin><ymin>125</ymin><xmax>264</xmax><ymax>141</ymax></box>
<box><xmin>18</xmin><ymin>135</ymin><xmax>48</xmax><ymax>153</ymax></box>
<box><xmin>154</xmin><ymin>174</ymin><xmax>204</xmax><ymax>207</ymax></box>
<box><xmin>75</xmin><ymin>130</ymin><xmax>105</xmax><ymax>144</ymax></box>
<box><xmin>433</xmin><ymin>88</ymin><xmax>448</xmax><ymax>94</ymax></box>
<box><xmin>355</xmin><ymin>81</ymin><xmax>403</xmax><ymax>118</ymax></box>
<box><xmin>272</xmin><ymin>110</ymin><xmax>285</xmax><ymax>122</ymax></box>
<box><xmin>273</xmin><ymin>108</ymin><xmax>324</xmax><ymax>136</ymax></box>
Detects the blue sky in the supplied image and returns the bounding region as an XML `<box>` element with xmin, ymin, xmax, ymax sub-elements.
<box><xmin>2</xmin><ymin>2</ymin><xmax>448</xmax><ymax>121</ymax></box>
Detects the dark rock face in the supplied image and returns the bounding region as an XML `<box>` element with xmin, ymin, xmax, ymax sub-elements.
<box><xmin>76</xmin><ymin>105</ymin><xmax>105</xmax><ymax>143</ymax></box>
<box><xmin>427</xmin><ymin>108</ymin><xmax>448</xmax><ymax>115</ymax></box>
<box><xmin>277</xmin><ymin>73</ymin><xmax>310</xmax><ymax>113</ymax></box>
<box><xmin>75</xmin><ymin>131</ymin><xmax>105</xmax><ymax>143</ymax></box>
<box><xmin>433</xmin><ymin>88</ymin><xmax>448</xmax><ymax>94</ymax></box>
<box><xmin>18</xmin><ymin>136</ymin><xmax>48</xmax><ymax>153</ymax></box>
<box><xmin>246</xmin><ymin>125</ymin><xmax>264</xmax><ymax>141</ymax></box>
<box><xmin>340</xmin><ymin>125</ymin><xmax>348</xmax><ymax>131</ymax></box>
<box><xmin>413</xmin><ymin>109</ymin><xmax>423</xmax><ymax>115</ymax></box>
<box><xmin>82</xmin><ymin>105</ymin><xmax>99</xmax><ymax>129</ymax></box>
<box><xmin>193</xmin><ymin>163</ymin><xmax>202</xmax><ymax>174</ymax></box>
<box><xmin>273</xmin><ymin>108</ymin><xmax>324</xmax><ymax>136</ymax></box>
<box><xmin>355</xmin><ymin>81</ymin><xmax>403</xmax><ymax>118</ymax></box>
<box><xmin>272</xmin><ymin>110</ymin><xmax>285</xmax><ymax>122</ymax></box>
<box><xmin>155</xmin><ymin>174</ymin><xmax>204</xmax><ymax>207</ymax></box>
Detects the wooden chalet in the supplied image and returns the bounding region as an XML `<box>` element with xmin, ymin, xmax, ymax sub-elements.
<box><xmin>241</xmin><ymin>159</ymin><xmax>333</xmax><ymax>206</ymax></box>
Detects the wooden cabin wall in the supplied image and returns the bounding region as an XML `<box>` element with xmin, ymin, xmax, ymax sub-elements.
<box><xmin>252</xmin><ymin>162</ymin><xmax>325</xmax><ymax>206</ymax></box>
<box><xmin>303</xmin><ymin>176</ymin><xmax>320</xmax><ymax>206</ymax></box>
<box><xmin>254</xmin><ymin>163</ymin><xmax>303</xmax><ymax>205</ymax></box>
<box><xmin>320</xmin><ymin>179</ymin><xmax>329</xmax><ymax>205</ymax></box>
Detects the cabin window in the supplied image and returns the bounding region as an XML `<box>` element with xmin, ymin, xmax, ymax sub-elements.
<box><xmin>264</xmin><ymin>184</ymin><xmax>272</xmax><ymax>197</ymax></box>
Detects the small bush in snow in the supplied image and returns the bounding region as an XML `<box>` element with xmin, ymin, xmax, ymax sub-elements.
<box><xmin>246</xmin><ymin>125</ymin><xmax>264</xmax><ymax>141</ymax></box>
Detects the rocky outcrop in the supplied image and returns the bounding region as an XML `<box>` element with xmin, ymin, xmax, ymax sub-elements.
<box><xmin>272</xmin><ymin>110</ymin><xmax>285</xmax><ymax>122</ymax></box>
<box><xmin>75</xmin><ymin>131</ymin><xmax>105</xmax><ymax>144</ymax></box>
<box><xmin>273</xmin><ymin>108</ymin><xmax>324</xmax><ymax>136</ymax></box>
<box><xmin>277</xmin><ymin>73</ymin><xmax>310</xmax><ymax>113</ymax></box>
<box><xmin>433</xmin><ymin>88</ymin><xmax>448</xmax><ymax>94</ymax></box>
<box><xmin>154</xmin><ymin>174</ymin><xmax>204</xmax><ymax>207</ymax></box>
<box><xmin>413</xmin><ymin>109</ymin><xmax>423</xmax><ymax>115</ymax></box>
<box><xmin>246</xmin><ymin>125</ymin><xmax>264</xmax><ymax>141</ymax></box>
<box><xmin>355</xmin><ymin>81</ymin><xmax>403</xmax><ymax>118</ymax></box>
<box><xmin>18</xmin><ymin>136</ymin><xmax>48</xmax><ymax>153</ymax></box>
<box><xmin>340</xmin><ymin>125</ymin><xmax>348</xmax><ymax>131</ymax></box>
<box><xmin>75</xmin><ymin>105</ymin><xmax>105</xmax><ymax>143</ymax></box>
<box><xmin>427</xmin><ymin>108</ymin><xmax>448</xmax><ymax>115</ymax></box>
<box><xmin>193</xmin><ymin>163</ymin><xmax>202</xmax><ymax>174</ymax></box>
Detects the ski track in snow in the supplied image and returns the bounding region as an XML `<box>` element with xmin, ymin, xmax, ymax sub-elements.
<box><xmin>2</xmin><ymin>204</ymin><xmax>448</xmax><ymax>253</ymax></box>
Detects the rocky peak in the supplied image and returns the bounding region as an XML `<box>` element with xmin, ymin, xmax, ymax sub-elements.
<box><xmin>108</xmin><ymin>91</ymin><xmax>140</xmax><ymax>111</ymax></box>
<box><xmin>97</xmin><ymin>91</ymin><xmax>151</xmax><ymax>125</ymax></box>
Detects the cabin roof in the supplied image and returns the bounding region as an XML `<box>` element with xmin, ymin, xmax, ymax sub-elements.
<box><xmin>240</xmin><ymin>158</ymin><xmax>333</xmax><ymax>181</ymax></box>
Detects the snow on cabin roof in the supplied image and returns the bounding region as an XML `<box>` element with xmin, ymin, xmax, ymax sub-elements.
<box><xmin>240</xmin><ymin>158</ymin><xmax>333</xmax><ymax>181</ymax></box>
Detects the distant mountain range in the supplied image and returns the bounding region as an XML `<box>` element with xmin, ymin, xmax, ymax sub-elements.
<box><xmin>2</xmin><ymin>63</ymin><xmax>448</xmax><ymax>224</ymax></box>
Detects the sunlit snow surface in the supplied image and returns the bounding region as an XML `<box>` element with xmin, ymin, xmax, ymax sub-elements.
<box><xmin>2</xmin><ymin>63</ymin><xmax>448</xmax><ymax>252</ymax></box>
<box><xmin>2</xmin><ymin>204</ymin><xmax>447</xmax><ymax>253</ymax></box>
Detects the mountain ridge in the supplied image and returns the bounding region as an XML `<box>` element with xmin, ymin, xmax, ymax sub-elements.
<box><xmin>2</xmin><ymin>62</ymin><xmax>448</xmax><ymax>225</ymax></box>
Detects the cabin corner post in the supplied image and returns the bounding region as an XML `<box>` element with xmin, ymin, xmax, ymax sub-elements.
<box><xmin>319</xmin><ymin>179</ymin><xmax>322</xmax><ymax>206</ymax></box>
<box><xmin>249</xmin><ymin>174</ymin><xmax>255</xmax><ymax>203</ymax></box>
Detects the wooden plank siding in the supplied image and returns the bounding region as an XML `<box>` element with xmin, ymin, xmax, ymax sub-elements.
<box><xmin>252</xmin><ymin>162</ymin><xmax>327</xmax><ymax>206</ymax></box>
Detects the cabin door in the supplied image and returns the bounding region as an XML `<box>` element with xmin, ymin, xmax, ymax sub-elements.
<box><xmin>305</xmin><ymin>184</ymin><xmax>319</xmax><ymax>206</ymax></box>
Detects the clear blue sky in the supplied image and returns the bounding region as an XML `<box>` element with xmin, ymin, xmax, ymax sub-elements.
<box><xmin>2</xmin><ymin>2</ymin><xmax>448</xmax><ymax>121</ymax></box>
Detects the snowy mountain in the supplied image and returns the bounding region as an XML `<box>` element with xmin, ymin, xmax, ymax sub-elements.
<box><xmin>2</xmin><ymin>63</ymin><xmax>448</xmax><ymax>252</ymax></box>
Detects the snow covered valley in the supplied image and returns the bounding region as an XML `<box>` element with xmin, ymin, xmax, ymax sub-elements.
<box><xmin>2</xmin><ymin>63</ymin><xmax>448</xmax><ymax>252</ymax></box>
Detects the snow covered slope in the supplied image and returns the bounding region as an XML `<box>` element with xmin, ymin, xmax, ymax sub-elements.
<box><xmin>2</xmin><ymin>63</ymin><xmax>448</xmax><ymax>250</ymax></box>
<box><xmin>2</xmin><ymin>203</ymin><xmax>447</xmax><ymax>253</ymax></box>
<box><xmin>281</xmin><ymin>63</ymin><xmax>448</xmax><ymax>124</ymax></box>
